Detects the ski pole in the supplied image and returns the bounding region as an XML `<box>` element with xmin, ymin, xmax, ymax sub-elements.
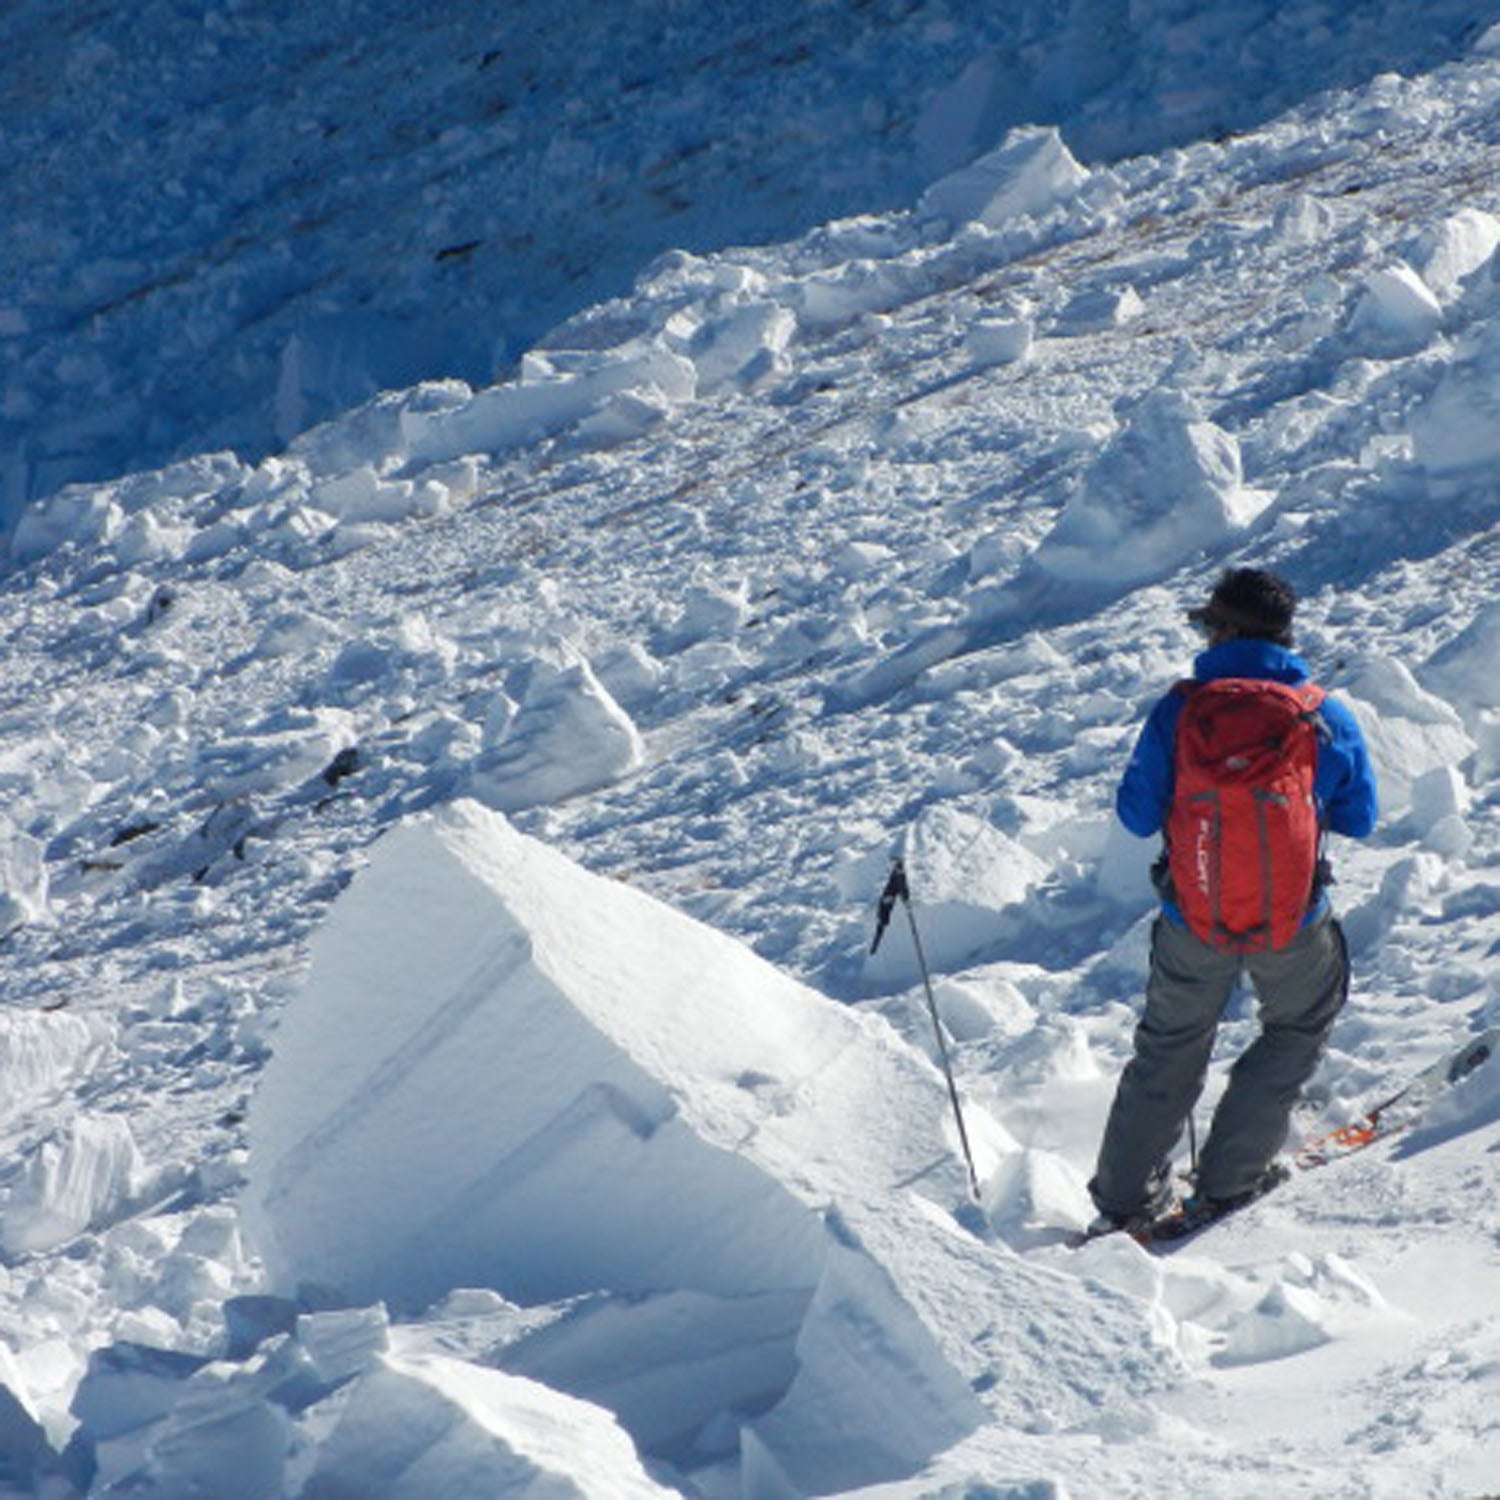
<box><xmin>871</xmin><ymin>858</ymin><xmax>982</xmax><ymax>1203</ymax></box>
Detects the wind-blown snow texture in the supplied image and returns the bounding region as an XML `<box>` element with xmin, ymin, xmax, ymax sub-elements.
<box><xmin>3</xmin><ymin>4</ymin><xmax>1500</xmax><ymax>1497</ymax></box>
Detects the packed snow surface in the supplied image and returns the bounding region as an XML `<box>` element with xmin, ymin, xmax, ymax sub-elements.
<box><xmin>3</xmin><ymin>5</ymin><xmax>1500</xmax><ymax>1498</ymax></box>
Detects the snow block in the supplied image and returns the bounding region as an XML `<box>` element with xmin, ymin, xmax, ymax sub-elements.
<box><xmin>864</xmin><ymin>803</ymin><xmax>1049</xmax><ymax>990</ymax></box>
<box><xmin>0</xmin><ymin>1009</ymin><xmax>98</xmax><ymax>1132</ymax></box>
<box><xmin>1411</xmin><ymin>319</ymin><xmax>1500</xmax><ymax>475</ymax></box>
<box><xmin>920</xmin><ymin>127</ymin><xmax>1089</xmax><ymax>230</ymax></box>
<box><xmin>747</xmin><ymin>1242</ymin><xmax>980</xmax><ymax>1493</ymax></box>
<box><xmin>0</xmin><ymin>1113</ymin><xmax>146</xmax><ymax>1256</ymax></box>
<box><xmin>244</xmin><ymin>802</ymin><xmax>1172</xmax><ymax>1488</ymax></box>
<box><xmin>468</xmin><ymin>650</ymin><xmax>644</xmax><ymax>812</ymax></box>
<box><xmin>300</xmin><ymin>1352</ymin><xmax>676</xmax><ymax>1500</ymax></box>
<box><xmin>1213</xmin><ymin>1282</ymin><xmax>1331</xmax><ymax>1368</ymax></box>
<box><xmin>965</xmin><ymin>316</ymin><xmax>1034</xmax><ymax>367</ymax></box>
<box><xmin>0</xmin><ymin>1341</ymin><xmax>62</xmax><ymax>1493</ymax></box>
<box><xmin>0</xmin><ymin>826</ymin><xmax>49</xmax><ymax>937</ymax></box>
<box><xmin>1030</xmin><ymin>390</ymin><xmax>1270</xmax><ymax>591</ymax></box>
<box><xmin>1346</xmin><ymin>261</ymin><xmax>1443</xmax><ymax>355</ymax></box>
<box><xmin>1424</xmin><ymin>602</ymin><xmax>1500</xmax><ymax>715</ymax></box>
<box><xmin>501</xmin><ymin>1286</ymin><xmax>808</xmax><ymax>1460</ymax></box>
<box><xmin>398</xmin><ymin>342</ymin><xmax>695</xmax><ymax>467</ymax></box>
<box><xmin>1336</xmin><ymin>655</ymin><xmax>1475</xmax><ymax>815</ymax></box>
<box><xmin>1407</xmin><ymin>207</ymin><xmax>1500</xmax><ymax>299</ymax></box>
<box><xmin>686</xmin><ymin>301</ymin><xmax>797</xmax><ymax>394</ymax></box>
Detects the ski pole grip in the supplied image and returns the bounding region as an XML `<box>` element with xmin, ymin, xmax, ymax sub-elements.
<box><xmin>869</xmin><ymin>857</ymin><xmax>909</xmax><ymax>955</ymax></box>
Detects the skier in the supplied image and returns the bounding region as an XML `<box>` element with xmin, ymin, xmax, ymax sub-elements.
<box><xmin>1088</xmin><ymin>567</ymin><xmax>1378</xmax><ymax>1236</ymax></box>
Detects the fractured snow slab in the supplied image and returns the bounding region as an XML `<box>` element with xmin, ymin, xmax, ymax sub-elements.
<box><xmin>301</xmin><ymin>1352</ymin><xmax>676</xmax><ymax>1500</ymax></box>
<box><xmin>244</xmin><ymin>801</ymin><xmax>1173</xmax><ymax>1491</ymax></box>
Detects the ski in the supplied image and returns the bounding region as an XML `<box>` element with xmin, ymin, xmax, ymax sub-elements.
<box><xmin>1292</xmin><ymin>1026</ymin><xmax>1500</xmax><ymax>1168</ymax></box>
<box><xmin>1068</xmin><ymin>1027</ymin><xmax>1500</xmax><ymax>1252</ymax></box>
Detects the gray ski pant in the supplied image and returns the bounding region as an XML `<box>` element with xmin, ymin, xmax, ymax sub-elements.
<box><xmin>1090</xmin><ymin>911</ymin><xmax>1349</xmax><ymax>1216</ymax></box>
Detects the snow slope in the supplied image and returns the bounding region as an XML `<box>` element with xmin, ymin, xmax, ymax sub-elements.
<box><xmin>1</xmin><ymin>8</ymin><xmax>1500</xmax><ymax>1499</ymax></box>
<box><xmin>7</xmin><ymin>0</ymin><xmax>1500</xmax><ymax>523</ymax></box>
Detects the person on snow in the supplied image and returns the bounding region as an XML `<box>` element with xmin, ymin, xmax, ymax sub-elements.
<box><xmin>1089</xmin><ymin>567</ymin><xmax>1378</xmax><ymax>1234</ymax></box>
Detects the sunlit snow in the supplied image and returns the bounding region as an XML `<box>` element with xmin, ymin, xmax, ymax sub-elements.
<box><xmin>1</xmin><ymin>4</ymin><xmax>1500</xmax><ymax>1498</ymax></box>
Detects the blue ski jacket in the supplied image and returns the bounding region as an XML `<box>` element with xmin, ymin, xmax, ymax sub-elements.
<box><xmin>1117</xmin><ymin>637</ymin><xmax>1379</xmax><ymax>924</ymax></box>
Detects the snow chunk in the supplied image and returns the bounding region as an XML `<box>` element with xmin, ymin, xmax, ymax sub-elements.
<box><xmin>1029</xmin><ymin>390</ymin><xmax>1269</xmax><ymax>590</ymax></box>
<box><xmin>8</xmin><ymin>485</ymin><xmax>122</xmax><ymax>565</ymax></box>
<box><xmin>500</xmin><ymin>1286</ymin><xmax>807</xmax><ymax>1460</ymax></box>
<box><xmin>400</xmin><ymin>342</ymin><xmax>695</xmax><ymax>467</ymax></box>
<box><xmin>965</xmin><ymin>316</ymin><xmax>1034</xmax><ymax>367</ymax></box>
<box><xmin>0</xmin><ymin>1009</ymin><xmax>98</xmax><ymax>1126</ymax></box>
<box><xmin>746</xmin><ymin>1243</ymin><xmax>982</xmax><ymax>1494</ymax></box>
<box><xmin>920</xmin><ymin>127</ymin><xmax>1090</xmax><ymax>230</ymax></box>
<box><xmin>984</xmin><ymin>1147</ymin><xmax>1092</xmax><ymax>1250</ymax></box>
<box><xmin>8</xmin><ymin>452</ymin><xmax>247</xmax><ymax>565</ymax></box>
<box><xmin>310</xmin><ymin>465</ymin><xmax>429</xmax><ymax>526</ymax></box>
<box><xmin>0</xmin><ymin>826</ymin><xmax>49</xmax><ymax>936</ymax></box>
<box><xmin>196</xmin><ymin>709</ymin><xmax>355</xmax><ymax>800</ymax></box>
<box><xmin>1055</xmin><ymin>283</ymin><xmax>1145</xmax><ymax>334</ymax></box>
<box><xmin>0</xmin><ymin>1113</ymin><xmax>147</xmax><ymax>1255</ymax></box>
<box><xmin>242</xmin><ymin>802</ymin><xmax>924</xmax><ymax>1314</ymax></box>
<box><xmin>1346</xmin><ymin>261</ymin><xmax>1443</xmax><ymax>355</ymax></box>
<box><xmin>1407</xmin><ymin>208</ymin><xmax>1500</xmax><ymax>300</ymax></box>
<box><xmin>303</xmin><ymin>1352</ymin><xmax>676</xmax><ymax>1499</ymax></box>
<box><xmin>1271</xmin><ymin>194</ymin><xmax>1337</xmax><ymax>248</ymax></box>
<box><xmin>1343</xmin><ymin>852</ymin><xmax>1447</xmax><ymax>955</ymax></box>
<box><xmin>658</xmin><ymin>580</ymin><xmax>751</xmax><ymax>652</ymax></box>
<box><xmin>320</xmin><ymin>614</ymin><xmax>458</xmax><ymax>706</ymax></box>
<box><xmin>1097</xmin><ymin>814</ymin><xmax>1159</xmax><ymax>909</ymax></box>
<box><xmin>469</xmin><ymin>649</ymin><xmax>644</xmax><ymax>812</ymax></box>
<box><xmin>287</xmin><ymin>382</ymin><xmax>468</xmax><ymax>477</ymax></box>
<box><xmin>0</xmin><ymin>1346</ymin><xmax>65</xmax><ymax>1490</ymax></box>
<box><xmin>1424</xmin><ymin>602</ymin><xmax>1500</xmax><ymax>715</ymax></box>
<box><xmin>1409</xmin><ymin>764</ymin><xmax>1473</xmax><ymax>858</ymax></box>
<box><xmin>298</xmin><ymin>1306</ymin><xmax>392</xmax><ymax>1387</ymax></box>
<box><xmin>930</xmin><ymin>971</ymin><xmax>1035</xmax><ymax>1044</ymax></box>
<box><xmin>1214</xmin><ymin>1281</ymin><xmax>1331</xmax><ymax>1367</ymax></box>
<box><xmin>1212</xmin><ymin>1254</ymin><xmax>1385</xmax><ymax>1372</ymax></box>
<box><xmin>685</xmin><ymin>301</ymin><xmax>797</xmax><ymax>394</ymax></box>
<box><xmin>1336</xmin><ymin>655</ymin><xmax>1475</xmax><ymax>815</ymax></box>
<box><xmin>865</xmin><ymin>804</ymin><xmax>1049</xmax><ymax>989</ymax></box>
<box><xmin>1411</xmin><ymin>317</ymin><xmax>1500</xmax><ymax>474</ymax></box>
<box><xmin>830</xmin><ymin>538</ymin><xmax>895</xmax><ymax>580</ymax></box>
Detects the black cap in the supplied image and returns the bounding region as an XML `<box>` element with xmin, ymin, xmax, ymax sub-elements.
<box><xmin>1188</xmin><ymin>568</ymin><xmax>1296</xmax><ymax>646</ymax></box>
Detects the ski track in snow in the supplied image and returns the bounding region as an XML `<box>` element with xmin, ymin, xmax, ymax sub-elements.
<box><xmin>1</xmin><ymin>9</ymin><xmax>1500</xmax><ymax>1499</ymax></box>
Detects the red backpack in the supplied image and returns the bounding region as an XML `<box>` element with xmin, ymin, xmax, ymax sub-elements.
<box><xmin>1166</xmin><ymin>678</ymin><xmax>1327</xmax><ymax>953</ymax></box>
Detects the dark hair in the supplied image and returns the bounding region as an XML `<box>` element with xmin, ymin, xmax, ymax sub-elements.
<box><xmin>1188</xmin><ymin>568</ymin><xmax>1297</xmax><ymax>647</ymax></box>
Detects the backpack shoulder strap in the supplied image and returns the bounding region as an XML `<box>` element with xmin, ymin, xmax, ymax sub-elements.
<box><xmin>1294</xmin><ymin>681</ymin><xmax>1330</xmax><ymax>740</ymax></box>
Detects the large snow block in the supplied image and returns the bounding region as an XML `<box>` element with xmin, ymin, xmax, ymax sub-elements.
<box><xmin>242</xmin><ymin>801</ymin><xmax>842</xmax><ymax>1312</ymax></box>
<box><xmin>243</xmin><ymin>802</ymin><xmax>1174</xmax><ymax>1487</ymax></box>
